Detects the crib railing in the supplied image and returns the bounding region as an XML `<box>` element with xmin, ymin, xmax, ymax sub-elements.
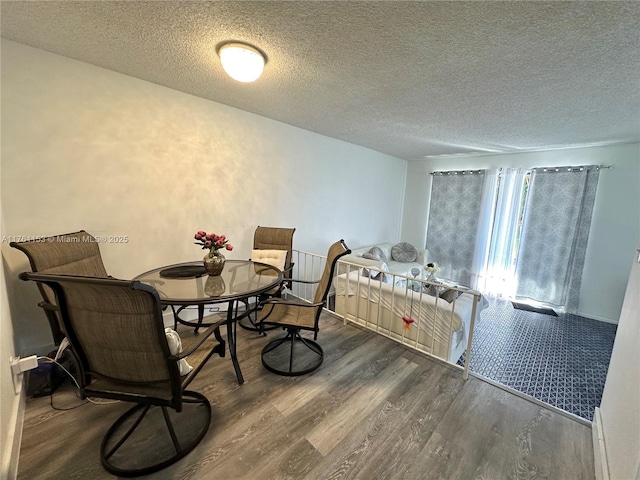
<box><xmin>290</xmin><ymin>249</ymin><xmax>328</xmax><ymax>303</ymax></box>
<box><xmin>291</xmin><ymin>249</ymin><xmax>480</xmax><ymax>380</ymax></box>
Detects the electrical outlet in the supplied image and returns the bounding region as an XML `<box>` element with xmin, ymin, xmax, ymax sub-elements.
<box><xmin>9</xmin><ymin>355</ymin><xmax>37</xmax><ymax>395</ymax></box>
<box><xmin>10</xmin><ymin>355</ymin><xmax>38</xmax><ymax>376</ymax></box>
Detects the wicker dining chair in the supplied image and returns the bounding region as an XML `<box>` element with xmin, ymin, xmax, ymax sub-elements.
<box><xmin>239</xmin><ymin>226</ymin><xmax>296</xmax><ymax>332</ymax></box>
<box><xmin>256</xmin><ymin>239</ymin><xmax>350</xmax><ymax>376</ymax></box>
<box><xmin>253</xmin><ymin>226</ymin><xmax>296</xmax><ymax>287</ymax></box>
<box><xmin>10</xmin><ymin>230</ymin><xmax>109</xmax><ymax>345</ymax></box>
<box><xmin>19</xmin><ymin>272</ymin><xmax>226</xmax><ymax>477</ymax></box>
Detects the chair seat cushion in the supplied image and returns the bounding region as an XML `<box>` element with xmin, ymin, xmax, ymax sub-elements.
<box><xmin>251</xmin><ymin>249</ymin><xmax>287</xmax><ymax>270</ymax></box>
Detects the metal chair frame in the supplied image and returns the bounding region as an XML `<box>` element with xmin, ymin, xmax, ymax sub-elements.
<box><xmin>257</xmin><ymin>240</ymin><xmax>350</xmax><ymax>376</ymax></box>
<box><xmin>239</xmin><ymin>226</ymin><xmax>296</xmax><ymax>332</ymax></box>
<box><xmin>20</xmin><ymin>272</ymin><xmax>226</xmax><ymax>477</ymax></box>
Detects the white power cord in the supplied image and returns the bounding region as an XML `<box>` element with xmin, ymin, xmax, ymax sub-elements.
<box><xmin>54</xmin><ymin>337</ymin><xmax>70</xmax><ymax>361</ymax></box>
<box><xmin>37</xmin><ymin>356</ymin><xmax>119</xmax><ymax>405</ymax></box>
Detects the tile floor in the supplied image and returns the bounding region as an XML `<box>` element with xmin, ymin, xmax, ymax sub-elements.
<box><xmin>458</xmin><ymin>295</ymin><xmax>617</xmax><ymax>420</ymax></box>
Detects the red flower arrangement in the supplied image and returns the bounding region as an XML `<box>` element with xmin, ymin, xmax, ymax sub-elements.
<box><xmin>194</xmin><ymin>230</ymin><xmax>233</xmax><ymax>257</ymax></box>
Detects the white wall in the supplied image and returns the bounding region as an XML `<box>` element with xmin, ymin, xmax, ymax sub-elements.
<box><xmin>401</xmin><ymin>143</ymin><xmax>640</xmax><ymax>323</ymax></box>
<box><xmin>1</xmin><ymin>195</ymin><xmax>23</xmax><ymax>480</ymax></box>
<box><xmin>596</xmin><ymin>245</ymin><xmax>640</xmax><ymax>480</ymax></box>
<box><xmin>1</xmin><ymin>39</ymin><xmax>407</xmax><ymax>354</ymax></box>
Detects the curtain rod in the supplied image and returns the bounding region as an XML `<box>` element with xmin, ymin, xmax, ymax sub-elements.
<box><xmin>428</xmin><ymin>170</ymin><xmax>485</xmax><ymax>176</ymax></box>
<box><xmin>530</xmin><ymin>164</ymin><xmax>614</xmax><ymax>173</ymax></box>
<box><xmin>428</xmin><ymin>165</ymin><xmax>614</xmax><ymax>175</ymax></box>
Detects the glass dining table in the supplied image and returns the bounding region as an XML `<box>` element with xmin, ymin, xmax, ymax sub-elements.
<box><xmin>134</xmin><ymin>260</ymin><xmax>283</xmax><ymax>384</ymax></box>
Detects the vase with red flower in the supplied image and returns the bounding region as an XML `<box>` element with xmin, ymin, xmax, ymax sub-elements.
<box><xmin>194</xmin><ymin>230</ymin><xmax>233</xmax><ymax>276</ymax></box>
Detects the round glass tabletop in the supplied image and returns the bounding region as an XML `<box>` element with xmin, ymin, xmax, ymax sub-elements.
<box><xmin>134</xmin><ymin>260</ymin><xmax>283</xmax><ymax>305</ymax></box>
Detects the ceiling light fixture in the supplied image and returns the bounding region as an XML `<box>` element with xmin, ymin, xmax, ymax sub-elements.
<box><xmin>218</xmin><ymin>42</ymin><xmax>265</xmax><ymax>83</ymax></box>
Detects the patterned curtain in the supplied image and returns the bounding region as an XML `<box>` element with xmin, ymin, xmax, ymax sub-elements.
<box><xmin>426</xmin><ymin>170</ymin><xmax>486</xmax><ymax>287</ymax></box>
<box><xmin>515</xmin><ymin>166</ymin><xmax>600</xmax><ymax>312</ymax></box>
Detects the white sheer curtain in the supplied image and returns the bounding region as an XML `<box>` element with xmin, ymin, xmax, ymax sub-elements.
<box><xmin>480</xmin><ymin>168</ymin><xmax>528</xmax><ymax>296</ymax></box>
<box><xmin>471</xmin><ymin>169</ymin><xmax>498</xmax><ymax>290</ymax></box>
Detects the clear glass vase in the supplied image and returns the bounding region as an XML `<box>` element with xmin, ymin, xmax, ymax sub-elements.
<box><xmin>203</xmin><ymin>252</ymin><xmax>225</xmax><ymax>276</ymax></box>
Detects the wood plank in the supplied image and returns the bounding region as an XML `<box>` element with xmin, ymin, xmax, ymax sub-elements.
<box><xmin>193</xmin><ymin>342</ymin><xmax>411</xmax><ymax>478</ymax></box>
<box><xmin>404</xmin><ymin>378</ymin><xmax>595</xmax><ymax>480</ymax></box>
<box><xmin>272</xmin><ymin>334</ymin><xmax>395</xmax><ymax>417</ymax></box>
<box><xmin>17</xmin><ymin>313</ymin><xmax>594</xmax><ymax>480</ymax></box>
<box><xmin>18</xmin><ymin>387</ymin><xmax>127</xmax><ymax>480</ymax></box>
<box><xmin>305</xmin><ymin>355</ymin><xmax>419</xmax><ymax>456</ymax></box>
<box><xmin>313</xmin><ymin>358</ymin><xmax>466</xmax><ymax>480</ymax></box>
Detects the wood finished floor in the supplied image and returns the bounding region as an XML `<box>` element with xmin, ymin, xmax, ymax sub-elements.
<box><xmin>17</xmin><ymin>313</ymin><xmax>595</xmax><ymax>480</ymax></box>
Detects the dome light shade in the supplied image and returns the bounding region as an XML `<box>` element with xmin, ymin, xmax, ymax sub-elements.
<box><xmin>218</xmin><ymin>42</ymin><xmax>265</xmax><ymax>82</ymax></box>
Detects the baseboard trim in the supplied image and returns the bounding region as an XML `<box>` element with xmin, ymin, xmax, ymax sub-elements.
<box><xmin>2</xmin><ymin>375</ymin><xmax>27</xmax><ymax>480</ymax></box>
<box><xmin>576</xmin><ymin>310</ymin><xmax>618</xmax><ymax>325</ymax></box>
<box><xmin>592</xmin><ymin>407</ymin><xmax>610</xmax><ymax>480</ymax></box>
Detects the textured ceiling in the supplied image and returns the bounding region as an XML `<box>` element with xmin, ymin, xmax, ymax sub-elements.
<box><xmin>1</xmin><ymin>1</ymin><xmax>639</xmax><ymax>160</ymax></box>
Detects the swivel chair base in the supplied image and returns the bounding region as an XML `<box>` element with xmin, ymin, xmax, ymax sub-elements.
<box><xmin>101</xmin><ymin>391</ymin><xmax>210</xmax><ymax>477</ymax></box>
<box><xmin>261</xmin><ymin>329</ymin><xmax>323</xmax><ymax>376</ymax></box>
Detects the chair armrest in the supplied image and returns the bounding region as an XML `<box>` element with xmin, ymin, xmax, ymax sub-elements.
<box><xmin>176</xmin><ymin>318</ymin><xmax>227</xmax><ymax>359</ymax></box>
<box><xmin>38</xmin><ymin>300</ymin><xmax>58</xmax><ymax>311</ymax></box>
<box><xmin>176</xmin><ymin>318</ymin><xmax>228</xmax><ymax>390</ymax></box>
<box><xmin>282</xmin><ymin>264</ymin><xmax>294</xmax><ymax>275</ymax></box>
<box><xmin>288</xmin><ymin>278</ymin><xmax>320</xmax><ymax>285</ymax></box>
<box><xmin>258</xmin><ymin>297</ymin><xmax>323</xmax><ymax>309</ymax></box>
